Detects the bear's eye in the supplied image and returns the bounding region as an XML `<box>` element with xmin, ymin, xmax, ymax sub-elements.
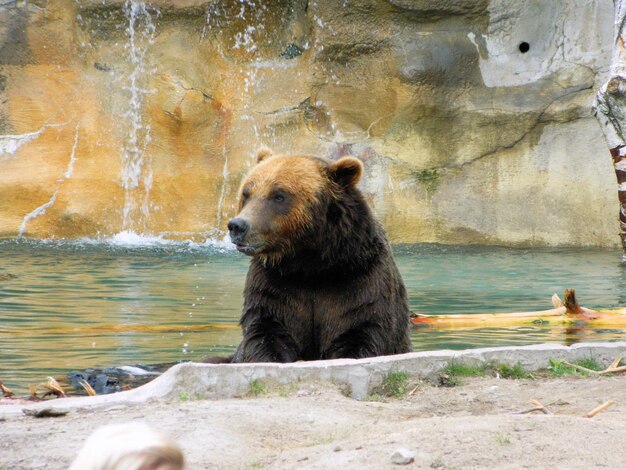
<box><xmin>241</xmin><ymin>190</ymin><xmax>250</xmax><ymax>202</ymax></box>
<box><xmin>269</xmin><ymin>189</ymin><xmax>288</xmax><ymax>203</ymax></box>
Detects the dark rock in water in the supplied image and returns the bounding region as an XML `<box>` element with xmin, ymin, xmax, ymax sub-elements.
<box><xmin>69</xmin><ymin>362</ymin><xmax>183</xmax><ymax>395</ymax></box>
<box><xmin>0</xmin><ymin>273</ymin><xmax>18</xmax><ymax>281</ymax></box>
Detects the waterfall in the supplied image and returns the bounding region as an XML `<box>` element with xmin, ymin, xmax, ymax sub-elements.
<box><xmin>120</xmin><ymin>0</ymin><xmax>158</xmax><ymax>233</ymax></box>
<box><xmin>215</xmin><ymin>145</ymin><xmax>229</xmax><ymax>232</ymax></box>
<box><xmin>203</xmin><ymin>1</ymin><xmax>264</xmax><ymax>237</ymax></box>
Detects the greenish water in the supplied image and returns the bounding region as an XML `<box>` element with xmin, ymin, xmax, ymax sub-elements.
<box><xmin>1</xmin><ymin>238</ymin><xmax>626</xmax><ymax>394</ymax></box>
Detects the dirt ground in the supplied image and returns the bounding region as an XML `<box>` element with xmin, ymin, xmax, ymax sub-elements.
<box><xmin>1</xmin><ymin>375</ymin><xmax>625</xmax><ymax>469</ymax></box>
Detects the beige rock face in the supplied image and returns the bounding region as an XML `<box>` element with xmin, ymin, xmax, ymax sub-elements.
<box><xmin>0</xmin><ymin>0</ymin><xmax>619</xmax><ymax>246</ymax></box>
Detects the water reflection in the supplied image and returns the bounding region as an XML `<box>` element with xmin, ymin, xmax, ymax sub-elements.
<box><xmin>1</xmin><ymin>240</ymin><xmax>625</xmax><ymax>393</ymax></box>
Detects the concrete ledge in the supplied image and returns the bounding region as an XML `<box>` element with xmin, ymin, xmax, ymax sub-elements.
<box><xmin>3</xmin><ymin>342</ymin><xmax>626</xmax><ymax>416</ymax></box>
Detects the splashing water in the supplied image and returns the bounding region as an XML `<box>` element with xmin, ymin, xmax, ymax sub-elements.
<box><xmin>202</xmin><ymin>1</ymin><xmax>271</xmax><ymax>232</ymax></box>
<box><xmin>203</xmin><ymin>1</ymin><xmax>267</xmax><ymax>144</ymax></box>
<box><xmin>71</xmin><ymin>230</ymin><xmax>235</xmax><ymax>251</ymax></box>
<box><xmin>120</xmin><ymin>0</ymin><xmax>158</xmax><ymax>233</ymax></box>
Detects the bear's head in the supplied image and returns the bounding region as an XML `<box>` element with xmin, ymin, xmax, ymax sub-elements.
<box><xmin>227</xmin><ymin>147</ymin><xmax>365</xmax><ymax>267</ymax></box>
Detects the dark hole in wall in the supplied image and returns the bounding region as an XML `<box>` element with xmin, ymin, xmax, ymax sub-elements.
<box><xmin>518</xmin><ymin>42</ymin><xmax>530</xmax><ymax>53</ymax></box>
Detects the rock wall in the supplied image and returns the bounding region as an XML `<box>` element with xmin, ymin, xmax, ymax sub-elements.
<box><xmin>0</xmin><ymin>0</ymin><xmax>619</xmax><ymax>246</ymax></box>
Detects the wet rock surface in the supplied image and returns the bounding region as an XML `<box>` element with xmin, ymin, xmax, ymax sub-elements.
<box><xmin>0</xmin><ymin>0</ymin><xmax>618</xmax><ymax>247</ymax></box>
<box><xmin>67</xmin><ymin>362</ymin><xmax>178</xmax><ymax>395</ymax></box>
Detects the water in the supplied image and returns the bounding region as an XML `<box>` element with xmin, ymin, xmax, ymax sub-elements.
<box><xmin>120</xmin><ymin>0</ymin><xmax>158</xmax><ymax>232</ymax></box>
<box><xmin>1</xmin><ymin>239</ymin><xmax>625</xmax><ymax>394</ymax></box>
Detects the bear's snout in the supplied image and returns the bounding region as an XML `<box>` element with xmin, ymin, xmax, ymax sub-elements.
<box><xmin>228</xmin><ymin>217</ymin><xmax>249</xmax><ymax>244</ymax></box>
<box><xmin>228</xmin><ymin>217</ymin><xmax>258</xmax><ymax>255</ymax></box>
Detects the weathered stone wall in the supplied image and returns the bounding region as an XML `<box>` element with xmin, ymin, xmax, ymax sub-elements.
<box><xmin>0</xmin><ymin>0</ymin><xmax>618</xmax><ymax>246</ymax></box>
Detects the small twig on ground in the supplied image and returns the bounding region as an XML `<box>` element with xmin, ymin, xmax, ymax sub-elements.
<box><xmin>585</xmin><ymin>400</ymin><xmax>614</xmax><ymax>418</ymax></box>
<box><xmin>608</xmin><ymin>356</ymin><xmax>622</xmax><ymax>370</ymax></box>
<box><xmin>516</xmin><ymin>399</ymin><xmax>551</xmax><ymax>415</ymax></box>
<box><xmin>407</xmin><ymin>384</ymin><xmax>420</xmax><ymax>396</ymax></box>
<box><xmin>562</xmin><ymin>361</ymin><xmax>600</xmax><ymax>375</ymax></box>
<box><xmin>517</xmin><ymin>405</ymin><xmax>544</xmax><ymax>414</ymax></box>
<box><xmin>598</xmin><ymin>365</ymin><xmax>626</xmax><ymax>375</ymax></box>
<box><xmin>0</xmin><ymin>380</ymin><xmax>14</xmax><ymax>398</ymax></box>
<box><xmin>40</xmin><ymin>377</ymin><xmax>67</xmax><ymax>398</ymax></box>
<box><xmin>530</xmin><ymin>399</ymin><xmax>551</xmax><ymax>414</ymax></box>
<box><xmin>564</xmin><ymin>356</ymin><xmax>626</xmax><ymax>376</ymax></box>
<box><xmin>545</xmin><ymin>398</ymin><xmax>570</xmax><ymax>407</ymax></box>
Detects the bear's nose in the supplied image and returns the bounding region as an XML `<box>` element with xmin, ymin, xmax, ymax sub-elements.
<box><xmin>227</xmin><ymin>218</ymin><xmax>249</xmax><ymax>243</ymax></box>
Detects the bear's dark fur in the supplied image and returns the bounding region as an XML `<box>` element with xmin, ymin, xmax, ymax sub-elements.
<box><xmin>226</xmin><ymin>149</ymin><xmax>412</xmax><ymax>362</ymax></box>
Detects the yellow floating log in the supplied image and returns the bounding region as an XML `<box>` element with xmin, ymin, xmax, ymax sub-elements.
<box><xmin>412</xmin><ymin>307</ymin><xmax>626</xmax><ymax>330</ymax></box>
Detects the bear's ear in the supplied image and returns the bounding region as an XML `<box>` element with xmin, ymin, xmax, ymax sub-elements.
<box><xmin>328</xmin><ymin>157</ymin><xmax>363</xmax><ymax>188</ymax></box>
<box><xmin>256</xmin><ymin>146</ymin><xmax>273</xmax><ymax>163</ymax></box>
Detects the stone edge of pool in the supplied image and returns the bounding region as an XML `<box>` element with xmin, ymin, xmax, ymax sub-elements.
<box><xmin>3</xmin><ymin>342</ymin><xmax>626</xmax><ymax>416</ymax></box>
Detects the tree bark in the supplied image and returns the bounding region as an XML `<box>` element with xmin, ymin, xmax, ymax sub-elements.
<box><xmin>593</xmin><ymin>0</ymin><xmax>626</xmax><ymax>258</ymax></box>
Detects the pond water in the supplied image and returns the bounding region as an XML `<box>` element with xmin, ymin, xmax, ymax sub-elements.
<box><xmin>1</xmin><ymin>238</ymin><xmax>626</xmax><ymax>394</ymax></box>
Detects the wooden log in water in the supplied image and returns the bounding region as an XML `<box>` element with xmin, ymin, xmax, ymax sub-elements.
<box><xmin>411</xmin><ymin>289</ymin><xmax>626</xmax><ymax>330</ymax></box>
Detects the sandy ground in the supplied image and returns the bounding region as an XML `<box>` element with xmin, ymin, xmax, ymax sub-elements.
<box><xmin>1</xmin><ymin>374</ymin><xmax>626</xmax><ymax>469</ymax></box>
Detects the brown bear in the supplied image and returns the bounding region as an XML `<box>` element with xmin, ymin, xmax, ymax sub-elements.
<box><xmin>226</xmin><ymin>148</ymin><xmax>412</xmax><ymax>362</ymax></box>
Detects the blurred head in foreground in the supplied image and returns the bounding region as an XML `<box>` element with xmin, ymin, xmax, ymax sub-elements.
<box><xmin>69</xmin><ymin>422</ymin><xmax>185</xmax><ymax>470</ymax></box>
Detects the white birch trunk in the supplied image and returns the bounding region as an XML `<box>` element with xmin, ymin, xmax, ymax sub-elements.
<box><xmin>593</xmin><ymin>0</ymin><xmax>626</xmax><ymax>256</ymax></box>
